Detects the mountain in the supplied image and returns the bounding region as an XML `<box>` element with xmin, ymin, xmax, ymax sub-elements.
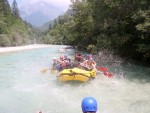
<box><xmin>40</xmin><ymin>9</ymin><xmax>74</xmax><ymax>30</ymax></box>
<box><xmin>19</xmin><ymin>1</ymin><xmax>65</xmax><ymax>27</ymax></box>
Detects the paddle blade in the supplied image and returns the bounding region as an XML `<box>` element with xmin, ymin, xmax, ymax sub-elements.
<box><xmin>41</xmin><ymin>68</ymin><xmax>48</xmax><ymax>73</ymax></box>
<box><xmin>50</xmin><ymin>68</ymin><xmax>55</xmax><ymax>74</ymax></box>
<box><xmin>97</xmin><ymin>66</ymin><xmax>113</xmax><ymax>78</ymax></box>
<box><xmin>103</xmin><ymin>72</ymin><xmax>113</xmax><ymax>78</ymax></box>
<box><xmin>97</xmin><ymin>67</ymin><xmax>108</xmax><ymax>72</ymax></box>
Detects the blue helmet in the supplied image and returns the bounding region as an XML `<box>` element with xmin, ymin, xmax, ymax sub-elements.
<box><xmin>86</xmin><ymin>54</ymin><xmax>90</xmax><ymax>57</ymax></box>
<box><xmin>81</xmin><ymin>97</ymin><xmax>98</xmax><ymax>113</ymax></box>
<box><xmin>86</xmin><ymin>54</ymin><xmax>93</xmax><ymax>60</ymax></box>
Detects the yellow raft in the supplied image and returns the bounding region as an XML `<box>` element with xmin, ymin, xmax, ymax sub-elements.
<box><xmin>57</xmin><ymin>68</ymin><xmax>97</xmax><ymax>82</ymax></box>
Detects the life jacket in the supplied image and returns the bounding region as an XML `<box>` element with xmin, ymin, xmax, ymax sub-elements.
<box><xmin>65</xmin><ymin>59</ymin><xmax>71</xmax><ymax>67</ymax></box>
<box><xmin>61</xmin><ymin>61</ymin><xmax>67</xmax><ymax>68</ymax></box>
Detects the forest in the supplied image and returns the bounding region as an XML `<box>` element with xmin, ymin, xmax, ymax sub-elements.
<box><xmin>0</xmin><ymin>0</ymin><xmax>40</xmax><ymax>47</ymax></box>
<box><xmin>43</xmin><ymin>0</ymin><xmax>150</xmax><ymax>63</ymax></box>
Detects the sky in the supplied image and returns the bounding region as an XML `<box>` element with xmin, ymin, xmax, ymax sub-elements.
<box><xmin>8</xmin><ymin>0</ymin><xmax>71</xmax><ymax>8</ymax></box>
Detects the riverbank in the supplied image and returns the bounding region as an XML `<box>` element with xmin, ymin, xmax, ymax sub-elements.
<box><xmin>0</xmin><ymin>44</ymin><xmax>52</xmax><ymax>53</ymax></box>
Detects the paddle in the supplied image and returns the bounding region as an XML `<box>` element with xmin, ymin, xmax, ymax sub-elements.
<box><xmin>41</xmin><ymin>68</ymin><xmax>50</xmax><ymax>73</ymax></box>
<box><xmin>50</xmin><ymin>67</ymin><xmax>56</xmax><ymax>74</ymax></box>
<box><xmin>41</xmin><ymin>67</ymin><xmax>55</xmax><ymax>74</ymax></box>
<box><xmin>97</xmin><ymin>67</ymin><xmax>113</xmax><ymax>78</ymax></box>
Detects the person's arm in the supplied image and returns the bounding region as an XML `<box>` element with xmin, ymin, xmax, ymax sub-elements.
<box><xmin>57</xmin><ymin>59</ymin><xmax>63</xmax><ymax>63</ymax></box>
<box><xmin>92</xmin><ymin>60</ymin><xmax>96</xmax><ymax>67</ymax></box>
<box><xmin>92</xmin><ymin>63</ymin><xmax>97</xmax><ymax>70</ymax></box>
<box><xmin>80</xmin><ymin>61</ymin><xmax>93</xmax><ymax>70</ymax></box>
<box><xmin>79</xmin><ymin>60</ymin><xmax>87</xmax><ymax>67</ymax></box>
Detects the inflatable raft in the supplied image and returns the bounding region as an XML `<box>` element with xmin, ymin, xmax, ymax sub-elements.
<box><xmin>57</xmin><ymin>68</ymin><xmax>97</xmax><ymax>82</ymax></box>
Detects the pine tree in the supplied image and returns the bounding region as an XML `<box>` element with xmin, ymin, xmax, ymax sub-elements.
<box><xmin>12</xmin><ymin>0</ymin><xmax>20</xmax><ymax>17</ymax></box>
<box><xmin>0</xmin><ymin>0</ymin><xmax>11</xmax><ymax>16</ymax></box>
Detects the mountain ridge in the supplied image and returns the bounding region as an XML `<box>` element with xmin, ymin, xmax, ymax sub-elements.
<box><xmin>19</xmin><ymin>1</ymin><xmax>66</xmax><ymax>27</ymax></box>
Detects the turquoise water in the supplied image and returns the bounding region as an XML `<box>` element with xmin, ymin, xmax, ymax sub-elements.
<box><xmin>0</xmin><ymin>45</ymin><xmax>150</xmax><ymax>113</ymax></box>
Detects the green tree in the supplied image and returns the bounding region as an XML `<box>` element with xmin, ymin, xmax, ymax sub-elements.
<box><xmin>42</xmin><ymin>0</ymin><xmax>150</xmax><ymax>63</ymax></box>
<box><xmin>0</xmin><ymin>0</ymin><xmax>11</xmax><ymax>16</ymax></box>
<box><xmin>76</xmin><ymin>0</ymin><xmax>149</xmax><ymax>62</ymax></box>
<box><xmin>12</xmin><ymin>0</ymin><xmax>20</xmax><ymax>17</ymax></box>
<box><xmin>68</xmin><ymin>1</ymin><xmax>94</xmax><ymax>47</ymax></box>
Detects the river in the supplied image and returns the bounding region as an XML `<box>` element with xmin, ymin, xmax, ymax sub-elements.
<box><xmin>0</xmin><ymin>45</ymin><xmax>149</xmax><ymax>113</ymax></box>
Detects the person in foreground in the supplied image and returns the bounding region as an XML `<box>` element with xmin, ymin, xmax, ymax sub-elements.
<box><xmin>81</xmin><ymin>97</ymin><xmax>98</xmax><ymax>113</ymax></box>
<box><xmin>37</xmin><ymin>96</ymin><xmax>98</xmax><ymax>113</ymax></box>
